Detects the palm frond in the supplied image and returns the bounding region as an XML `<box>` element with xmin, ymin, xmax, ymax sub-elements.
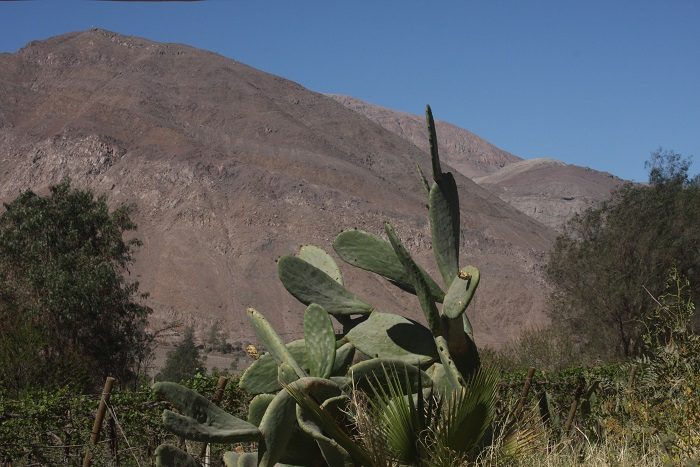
<box><xmin>432</xmin><ymin>364</ymin><xmax>499</xmax><ymax>458</ymax></box>
<box><xmin>363</xmin><ymin>363</ymin><xmax>441</xmax><ymax>464</ymax></box>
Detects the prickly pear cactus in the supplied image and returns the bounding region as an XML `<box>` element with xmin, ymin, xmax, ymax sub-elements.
<box><xmin>154</xmin><ymin>105</ymin><xmax>482</xmax><ymax>465</ymax></box>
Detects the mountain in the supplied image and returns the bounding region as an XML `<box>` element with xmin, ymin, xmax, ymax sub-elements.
<box><xmin>328</xmin><ymin>95</ymin><xmax>521</xmax><ymax>179</ymax></box>
<box><xmin>0</xmin><ymin>30</ymin><xmax>556</xmax><ymax>348</ymax></box>
<box><xmin>475</xmin><ymin>159</ymin><xmax>624</xmax><ymax>230</ymax></box>
<box><xmin>330</xmin><ymin>96</ymin><xmax>624</xmax><ymax>230</ymax></box>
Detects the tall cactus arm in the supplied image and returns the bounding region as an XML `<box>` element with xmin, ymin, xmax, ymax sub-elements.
<box><xmin>429</xmin><ymin>176</ymin><xmax>460</xmax><ymax>286</ymax></box>
<box><xmin>416</xmin><ymin>163</ymin><xmax>431</xmax><ymax>196</ymax></box>
<box><xmin>426</xmin><ymin>105</ymin><xmax>442</xmax><ymax>182</ymax></box>
<box><xmin>384</xmin><ymin>222</ymin><xmax>442</xmax><ymax>336</ymax></box>
<box><xmin>425</xmin><ymin>105</ymin><xmax>461</xmax><ymax>286</ymax></box>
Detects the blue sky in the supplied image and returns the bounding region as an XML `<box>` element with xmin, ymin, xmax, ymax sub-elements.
<box><xmin>1</xmin><ymin>1</ymin><xmax>698</xmax><ymax>182</ymax></box>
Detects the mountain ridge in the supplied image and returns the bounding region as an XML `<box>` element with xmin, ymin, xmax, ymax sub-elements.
<box><xmin>1</xmin><ymin>29</ymin><xmax>556</xmax><ymax>347</ymax></box>
<box><xmin>330</xmin><ymin>95</ymin><xmax>624</xmax><ymax>230</ymax></box>
<box><xmin>328</xmin><ymin>94</ymin><xmax>522</xmax><ymax>179</ymax></box>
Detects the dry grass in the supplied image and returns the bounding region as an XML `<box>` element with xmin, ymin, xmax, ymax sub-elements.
<box><xmin>476</xmin><ymin>434</ymin><xmax>665</xmax><ymax>466</ymax></box>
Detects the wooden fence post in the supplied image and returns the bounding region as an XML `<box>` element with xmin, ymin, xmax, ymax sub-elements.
<box><xmin>563</xmin><ymin>379</ymin><xmax>586</xmax><ymax>434</ymax></box>
<box><xmin>199</xmin><ymin>376</ymin><xmax>230</xmax><ymax>461</ymax></box>
<box><xmin>514</xmin><ymin>367</ymin><xmax>537</xmax><ymax>416</ymax></box>
<box><xmin>82</xmin><ymin>376</ymin><xmax>116</xmax><ymax>467</ymax></box>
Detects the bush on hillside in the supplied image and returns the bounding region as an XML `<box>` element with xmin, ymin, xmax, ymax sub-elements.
<box><xmin>546</xmin><ymin>149</ymin><xmax>700</xmax><ymax>358</ymax></box>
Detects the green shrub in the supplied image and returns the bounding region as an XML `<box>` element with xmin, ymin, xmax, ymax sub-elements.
<box><xmin>156</xmin><ymin>327</ymin><xmax>207</xmax><ymax>383</ymax></box>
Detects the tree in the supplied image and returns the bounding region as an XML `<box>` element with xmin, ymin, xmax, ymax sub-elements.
<box><xmin>0</xmin><ymin>179</ymin><xmax>152</xmax><ymax>393</ymax></box>
<box><xmin>546</xmin><ymin>149</ymin><xmax>700</xmax><ymax>358</ymax></box>
<box><xmin>156</xmin><ymin>327</ymin><xmax>206</xmax><ymax>383</ymax></box>
<box><xmin>204</xmin><ymin>319</ymin><xmax>229</xmax><ymax>353</ymax></box>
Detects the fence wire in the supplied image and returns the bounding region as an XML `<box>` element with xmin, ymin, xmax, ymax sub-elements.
<box><xmin>1</xmin><ymin>376</ymin><xmax>249</xmax><ymax>467</ymax></box>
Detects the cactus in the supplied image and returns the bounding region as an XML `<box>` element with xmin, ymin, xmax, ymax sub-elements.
<box><xmin>153</xmin><ymin>382</ymin><xmax>261</xmax><ymax>443</ymax></box>
<box><xmin>223</xmin><ymin>452</ymin><xmax>258</xmax><ymax>467</ymax></box>
<box><xmin>442</xmin><ymin>266</ymin><xmax>480</xmax><ymax>319</ymax></box>
<box><xmin>247</xmin><ymin>308</ymin><xmax>306</xmax><ymax>378</ymax></box>
<box><xmin>154</xmin><ymin>105</ymin><xmax>485</xmax><ymax>466</ymax></box>
<box><xmin>333</xmin><ymin>229</ymin><xmax>445</xmax><ymax>302</ymax></box>
<box><xmin>155</xmin><ymin>444</ymin><xmax>200</xmax><ymax>467</ymax></box>
<box><xmin>426</xmin><ymin>105</ymin><xmax>461</xmax><ymax>286</ymax></box>
<box><xmin>247</xmin><ymin>393</ymin><xmax>275</xmax><ymax>425</ymax></box>
<box><xmin>277</xmin><ymin>255</ymin><xmax>374</xmax><ymax>315</ymax></box>
<box><xmin>303</xmin><ymin>304</ymin><xmax>336</xmax><ymax>378</ymax></box>
<box><xmin>239</xmin><ymin>339</ymin><xmax>308</xmax><ymax>394</ymax></box>
<box><xmin>296</xmin><ymin>403</ymin><xmax>348</xmax><ymax>467</ymax></box>
<box><xmin>384</xmin><ymin>222</ymin><xmax>443</xmax><ymax>336</ymax></box>
<box><xmin>345</xmin><ymin>311</ymin><xmax>437</xmax><ymax>364</ymax></box>
<box><xmin>297</xmin><ymin>244</ymin><xmax>343</xmax><ymax>285</ymax></box>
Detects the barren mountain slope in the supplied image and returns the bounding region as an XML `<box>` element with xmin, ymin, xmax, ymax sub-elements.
<box><xmin>0</xmin><ymin>30</ymin><xmax>556</xmax><ymax>347</ymax></box>
<box><xmin>328</xmin><ymin>95</ymin><xmax>521</xmax><ymax>178</ymax></box>
<box><xmin>475</xmin><ymin>159</ymin><xmax>624</xmax><ymax>230</ymax></box>
<box><xmin>331</xmin><ymin>95</ymin><xmax>624</xmax><ymax>230</ymax></box>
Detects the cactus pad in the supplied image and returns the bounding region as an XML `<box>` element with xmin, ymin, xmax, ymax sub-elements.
<box><xmin>426</xmin><ymin>105</ymin><xmax>442</xmax><ymax>182</ymax></box>
<box><xmin>331</xmin><ymin>342</ymin><xmax>355</xmax><ymax>375</ymax></box>
<box><xmin>416</xmin><ymin>163</ymin><xmax>431</xmax><ymax>196</ymax></box>
<box><xmin>303</xmin><ymin>304</ymin><xmax>336</xmax><ymax>378</ymax></box>
<box><xmin>278</xmin><ymin>256</ymin><xmax>374</xmax><ymax>315</ymax></box>
<box><xmin>296</xmin><ymin>404</ymin><xmax>349</xmax><ymax>467</ymax></box>
<box><xmin>155</xmin><ymin>444</ymin><xmax>199</xmax><ymax>467</ymax></box>
<box><xmin>428</xmin><ymin>176</ymin><xmax>460</xmax><ymax>286</ymax></box>
<box><xmin>259</xmin><ymin>378</ymin><xmax>342</xmax><ymax>467</ymax></box>
<box><xmin>248</xmin><ymin>393</ymin><xmax>276</xmax><ymax>426</ymax></box>
<box><xmin>278</xmin><ymin>362</ymin><xmax>301</xmax><ymax>385</ymax></box>
<box><xmin>223</xmin><ymin>451</ymin><xmax>258</xmax><ymax>467</ymax></box>
<box><xmin>333</xmin><ymin>229</ymin><xmax>444</xmax><ymax>302</ymax></box>
<box><xmin>153</xmin><ymin>382</ymin><xmax>261</xmax><ymax>443</ymax></box>
<box><xmin>346</xmin><ymin>311</ymin><xmax>437</xmax><ymax>364</ymax></box>
<box><xmin>426</xmin><ymin>362</ymin><xmax>451</xmax><ymax>396</ymax></box>
<box><xmin>349</xmin><ymin>358</ymin><xmax>432</xmax><ymax>393</ymax></box>
<box><xmin>247</xmin><ymin>308</ymin><xmax>306</xmax><ymax>378</ymax></box>
<box><xmin>297</xmin><ymin>245</ymin><xmax>343</xmax><ymax>285</ymax></box>
<box><xmin>239</xmin><ymin>339</ymin><xmax>307</xmax><ymax>394</ymax></box>
<box><xmin>442</xmin><ymin>266</ymin><xmax>480</xmax><ymax>319</ymax></box>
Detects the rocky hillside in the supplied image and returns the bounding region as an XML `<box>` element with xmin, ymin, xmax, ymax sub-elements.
<box><xmin>329</xmin><ymin>95</ymin><xmax>521</xmax><ymax>179</ymax></box>
<box><xmin>331</xmin><ymin>96</ymin><xmax>623</xmax><ymax>230</ymax></box>
<box><xmin>0</xmin><ymin>30</ymin><xmax>557</xmax><ymax>347</ymax></box>
<box><xmin>475</xmin><ymin>159</ymin><xmax>624</xmax><ymax>230</ymax></box>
